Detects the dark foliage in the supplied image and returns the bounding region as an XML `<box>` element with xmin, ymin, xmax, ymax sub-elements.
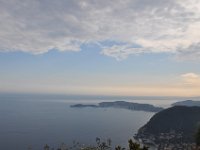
<box><xmin>139</xmin><ymin>106</ymin><xmax>200</xmax><ymax>141</ymax></box>
<box><xmin>40</xmin><ymin>138</ymin><xmax>149</xmax><ymax>150</ymax></box>
<box><xmin>128</xmin><ymin>139</ymin><xmax>148</xmax><ymax>150</ymax></box>
<box><xmin>71</xmin><ymin>101</ymin><xmax>163</xmax><ymax>112</ymax></box>
<box><xmin>196</xmin><ymin>127</ymin><xmax>200</xmax><ymax>146</ymax></box>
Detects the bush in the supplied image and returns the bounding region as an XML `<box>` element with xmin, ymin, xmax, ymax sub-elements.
<box><xmin>196</xmin><ymin>127</ymin><xmax>200</xmax><ymax>146</ymax></box>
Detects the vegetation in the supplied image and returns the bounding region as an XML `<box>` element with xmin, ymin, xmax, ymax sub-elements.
<box><xmin>127</xmin><ymin>139</ymin><xmax>148</xmax><ymax>150</ymax></box>
<box><xmin>114</xmin><ymin>139</ymin><xmax>149</xmax><ymax>150</ymax></box>
<box><xmin>71</xmin><ymin>101</ymin><xmax>163</xmax><ymax>112</ymax></box>
<box><xmin>196</xmin><ymin>127</ymin><xmax>200</xmax><ymax>146</ymax></box>
<box><xmin>39</xmin><ymin>138</ymin><xmax>148</xmax><ymax>150</ymax></box>
<box><xmin>138</xmin><ymin>106</ymin><xmax>200</xmax><ymax>141</ymax></box>
<box><xmin>172</xmin><ymin>100</ymin><xmax>200</xmax><ymax>107</ymax></box>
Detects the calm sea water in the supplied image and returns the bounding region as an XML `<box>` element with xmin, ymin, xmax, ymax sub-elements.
<box><xmin>0</xmin><ymin>96</ymin><xmax>179</xmax><ymax>150</ymax></box>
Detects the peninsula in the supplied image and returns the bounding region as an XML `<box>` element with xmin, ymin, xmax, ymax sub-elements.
<box><xmin>71</xmin><ymin>101</ymin><xmax>163</xmax><ymax>112</ymax></box>
<box><xmin>136</xmin><ymin>106</ymin><xmax>200</xmax><ymax>149</ymax></box>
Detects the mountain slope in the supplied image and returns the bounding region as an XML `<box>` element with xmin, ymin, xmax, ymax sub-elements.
<box><xmin>138</xmin><ymin>106</ymin><xmax>200</xmax><ymax>140</ymax></box>
<box><xmin>172</xmin><ymin>100</ymin><xmax>200</xmax><ymax>107</ymax></box>
<box><xmin>71</xmin><ymin>101</ymin><xmax>163</xmax><ymax>112</ymax></box>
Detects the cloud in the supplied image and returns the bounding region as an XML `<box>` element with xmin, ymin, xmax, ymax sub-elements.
<box><xmin>181</xmin><ymin>73</ymin><xmax>200</xmax><ymax>86</ymax></box>
<box><xmin>0</xmin><ymin>0</ymin><xmax>200</xmax><ymax>60</ymax></box>
<box><xmin>181</xmin><ymin>73</ymin><xmax>199</xmax><ymax>79</ymax></box>
<box><xmin>176</xmin><ymin>42</ymin><xmax>200</xmax><ymax>61</ymax></box>
<box><xmin>101</xmin><ymin>44</ymin><xmax>148</xmax><ymax>60</ymax></box>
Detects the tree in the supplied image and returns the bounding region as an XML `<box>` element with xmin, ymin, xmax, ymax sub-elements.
<box><xmin>196</xmin><ymin>127</ymin><xmax>200</xmax><ymax>146</ymax></box>
<box><xmin>128</xmin><ymin>139</ymin><xmax>149</xmax><ymax>150</ymax></box>
<box><xmin>44</xmin><ymin>144</ymin><xmax>50</xmax><ymax>150</ymax></box>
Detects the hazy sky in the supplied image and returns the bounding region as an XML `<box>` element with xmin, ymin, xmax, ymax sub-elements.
<box><xmin>0</xmin><ymin>0</ymin><xmax>200</xmax><ymax>96</ymax></box>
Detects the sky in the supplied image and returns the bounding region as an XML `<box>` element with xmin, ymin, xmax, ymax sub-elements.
<box><xmin>0</xmin><ymin>0</ymin><xmax>200</xmax><ymax>97</ymax></box>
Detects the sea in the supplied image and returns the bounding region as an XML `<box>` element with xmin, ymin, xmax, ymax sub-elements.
<box><xmin>0</xmin><ymin>94</ymin><xmax>190</xmax><ymax>150</ymax></box>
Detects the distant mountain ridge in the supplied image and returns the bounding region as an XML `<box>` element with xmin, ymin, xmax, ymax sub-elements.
<box><xmin>71</xmin><ymin>101</ymin><xmax>163</xmax><ymax>112</ymax></box>
<box><xmin>138</xmin><ymin>106</ymin><xmax>200</xmax><ymax>141</ymax></box>
<box><xmin>172</xmin><ymin>100</ymin><xmax>200</xmax><ymax>107</ymax></box>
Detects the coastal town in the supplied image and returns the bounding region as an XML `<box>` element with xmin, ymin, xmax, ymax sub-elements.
<box><xmin>134</xmin><ymin>131</ymin><xmax>197</xmax><ymax>150</ymax></box>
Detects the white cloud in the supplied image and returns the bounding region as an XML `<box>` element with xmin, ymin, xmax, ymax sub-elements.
<box><xmin>181</xmin><ymin>73</ymin><xmax>199</xmax><ymax>79</ymax></box>
<box><xmin>101</xmin><ymin>44</ymin><xmax>148</xmax><ymax>60</ymax></box>
<box><xmin>181</xmin><ymin>73</ymin><xmax>200</xmax><ymax>85</ymax></box>
<box><xmin>0</xmin><ymin>0</ymin><xmax>200</xmax><ymax>60</ymax></box>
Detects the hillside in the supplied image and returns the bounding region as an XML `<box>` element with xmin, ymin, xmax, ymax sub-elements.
<box><xmin>138</xmin><ymin>106</ymin><xmax>200</xmax><ymax>141</ymax></box>
<box><xmin>71</xmin><ymin>101</ymin><xmax>163</xmax><ymax>112</ymax></box>
<box><xmin>172</xmin><ymin>100</ymin><xmax>200</xmax><ymax>107</ymax></box>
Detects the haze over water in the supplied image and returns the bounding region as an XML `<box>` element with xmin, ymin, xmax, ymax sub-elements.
<box><xmin>0</xmin><ymin>94</ymin><xmax>171</xmax><ymax>150</ymax></box>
